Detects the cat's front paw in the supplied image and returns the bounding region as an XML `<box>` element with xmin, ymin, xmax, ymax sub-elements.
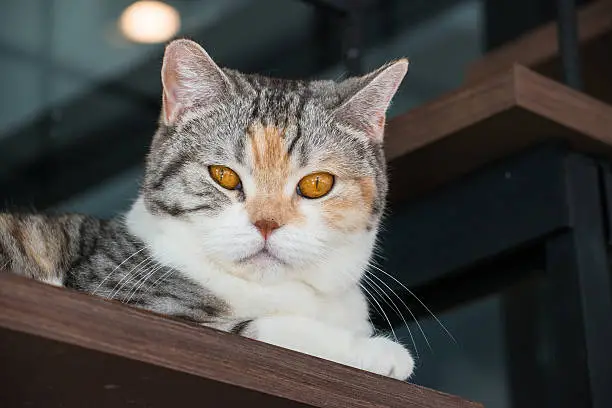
<box><xmin>353</xmin><ymin>336</ymin><xmax>414</xmax><ymax>380</ymax></box>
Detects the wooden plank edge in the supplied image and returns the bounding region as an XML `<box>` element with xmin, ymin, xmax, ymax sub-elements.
<box><xmin>385</xmin><ymin>66</ymin><xmax>518</xmax><ymax>162</ymax></box>
<box><xmin>383</xmin><ymin>65</ymin><xmax>612</xmax><ymax>204</ymax></box>
<box><xmin>466</xmin><ymin>0</ymin><xmax>612</xmax><ymax>83</ymax></box>
<box><xmin>0</xmin><ymin>273</ymin><xmax>482</xmax><ymax>408</ymax></box>
<box><xmin>386</xmin><ymin>65</ymin><xmax>612</xmax><ymax>166</ymax></box>
<box><xmin>514</xmin><ymin>65</ymin><xmax>612</xmax><ymax>147</ymax></box>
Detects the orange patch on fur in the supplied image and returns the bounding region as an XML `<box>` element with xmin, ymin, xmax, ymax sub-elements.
<box><xmin>322</xmin><ymin>177</ymin><xmax>376</xmax><ymax>232</ymax></box>
<box><xmin>246</xmin><ymin>124</ymin><xmax>304</xmax><ymax>226</ymax></box>
<box><xmin>357</xmin><ymin>177</ymin><xmax>376</xmax><ymax>209</ymax></box>
<box><xmin>249</xmin><ymin>125</ymin><xmax>287</xmax><ymax>173</ymax></box>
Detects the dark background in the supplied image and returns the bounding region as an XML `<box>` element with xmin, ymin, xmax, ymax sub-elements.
<box><xmin>0</xmin><ymin>1</ymin><xmax>591</xmax><ymax>407</ymax></box>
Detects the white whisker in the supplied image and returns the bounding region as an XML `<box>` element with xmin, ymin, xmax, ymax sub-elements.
<box><xmin>138</xmin><ymin>266</ymin><xmax>175</xmax><ymax>301</ymax></box>
<box><xmin>108</xmin><ymin>256</ymin><xmax>153</xmax><ymax>300</ymax></box>
<box><xmin>358</xmin><ymin>279</ymin><xmax>398</xmax><ymax>342</ymax></box>
<box><xmin>358</xmin><ymin>283</ymin><xmax>385</xmax><ymax>319</ymax></box>
<box><xmin>92</xmin><ymin>246</ymin><xmax>147</xmax><ymax>295</ymax></box>
<box><xmin>367</xmin><ymin>269</ymin><xmax>431</xmax><ymax>353</ymax></box>
<box><xmin>124</xmin><ymin>263</ymin><xmax>164</xmax><ymax>304</ymax></box>
<box><xmin>369</xmin><ymin>263</ymin><xmax>457</xmax><ymax>343</ymax></box>
<box><xmin>363</xmin><ymin>273</ymin><xmax>420</xmax><ymax>357</ymax></box>
<box><xmin>121</xmin><ymin>257</ymin><xmax>159</xmax><ymax>300</ymax></box>
<box><xmin>325</xmin><ymin>261</ymin><xmax>399</xmax><ymax>342</ymax></box>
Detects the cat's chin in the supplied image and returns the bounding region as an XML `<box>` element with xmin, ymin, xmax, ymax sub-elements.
<box><xmin>238</xmin><ymin>249</ymin><xmax>285</xmax><ymax>266</ymax></box>
<box><xmin>228</xmin><ymin>256</ymin><xmax>288</xmax><ymax>284</ymax></box>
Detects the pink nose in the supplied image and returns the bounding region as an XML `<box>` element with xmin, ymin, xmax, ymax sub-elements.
<box><xmin>253</xmin><ymin>219</ymin><xmax>280</xmax><ymax>240</ymax></box>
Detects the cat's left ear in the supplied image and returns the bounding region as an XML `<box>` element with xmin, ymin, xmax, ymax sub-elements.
<box><xmin>161</xmin><ymin>39</ymin><xmax>230</xmax><ymax>125</ymax></box>
<box><xmin>334</xmin><ymin>59</ymin><xmax>408</xmax><ymax>143</ymax></box>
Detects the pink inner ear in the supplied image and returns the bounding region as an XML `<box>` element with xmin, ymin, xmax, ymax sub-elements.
<box><xmin>337</xmin><ymin>60</ymin><xmax>407</xmax><ymax>143</ymax></box>
<box><xmin>162</xmin><ymin>91</ymin><xmax>174</xmax><ymax>124</ymax></box>
<box><xmin>162</xmin><ymin>86</ymin><xmax>182</xmax><ymax>124</ymax></box>
<box><xmin>161</xmin><ymin>60</ymin><xmax>183</xmax><ymax>124</ymax></box>
<box><xmin>363</xmin><ymin>113</ymin><xmax>386</xmax><ymax>141</ymax></box>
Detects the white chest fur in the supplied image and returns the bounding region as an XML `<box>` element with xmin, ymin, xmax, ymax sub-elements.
<box><xmin>196</xmin><ymin>270</ymin><xmax>372</xmax><ymax>335</ymax></box>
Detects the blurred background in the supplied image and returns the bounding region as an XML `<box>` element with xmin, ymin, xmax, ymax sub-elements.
<box><xmin>0</xmin><ymin>1</ymin><xmax>597</xmax><ymax>407</ymax></box>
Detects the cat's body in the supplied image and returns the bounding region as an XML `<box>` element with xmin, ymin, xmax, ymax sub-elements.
<box><xmin>0</xmin><ymin>39</ymin><xmax>414</xmax><ymax>380</ymax></box>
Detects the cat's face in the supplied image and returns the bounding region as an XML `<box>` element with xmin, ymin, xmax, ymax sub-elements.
<box><xmin>141</xmin><ymin>40</ymin><xmax>407</xmax><ymax>292</ymax></box>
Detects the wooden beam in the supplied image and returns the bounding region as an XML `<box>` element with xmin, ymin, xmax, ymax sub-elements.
<box><xmin>466</xmin><ymin>0</ymin><xmax>612</xmax><ymax>103</ymax></box>
<box><xmin>385</xmin><ymin>65</ymin><xmax>612</xmax><ymax>204</ymax></box>
<box><xmin>0</xmin><ymin>273</ymin><xmax>481</xmax><ymax>408</ymax></box>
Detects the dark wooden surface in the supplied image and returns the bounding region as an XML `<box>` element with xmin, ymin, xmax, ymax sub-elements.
<box><xmin>465</xmin><ymin>0</ymin><xmax>612</xmax><ymax>104</ymax></box>
<box><xmin>0</xmin><ymin>273</ymin><xmax>481</xmax><ymax>408</ymax></box>
<box><xmin>384</xmin><ymin>65</ymin><xmax>612</xmax><ymax>204</ymax></box>
<box><xmin>0</xmin><ymin>328</ymin><xmax>312</xmax><ymax>408</ymax></box>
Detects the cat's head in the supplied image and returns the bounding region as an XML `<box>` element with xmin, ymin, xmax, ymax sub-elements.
<box><xmin>137</xmin><ymin>39</ymin><xmax>407</xmax><ymax>293</ymax></box>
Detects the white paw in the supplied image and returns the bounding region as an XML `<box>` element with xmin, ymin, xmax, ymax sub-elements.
<box><xmin>353</xmin><ymin>336</ymin><xmax>414</xmax><ymax>380</ymax></box>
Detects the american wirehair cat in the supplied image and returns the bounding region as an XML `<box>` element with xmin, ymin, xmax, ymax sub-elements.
<box><xmin>0</xmin><ymin>39</ymin><xmax>413</xmax><ymax>380</ymax></box>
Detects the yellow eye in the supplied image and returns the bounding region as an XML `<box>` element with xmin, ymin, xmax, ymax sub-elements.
<box><xmin>297</xmin><ymin>172</ymin><xmax>335</xmax><ymax>199</ymax></box>
<box><xmin>209</xmin><ymin>165</ymin><xmax>241</xmax><ymax>190</ymax></box>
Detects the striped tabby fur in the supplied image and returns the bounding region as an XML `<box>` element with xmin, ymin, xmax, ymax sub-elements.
<box><xmin>0</xmin><ymin>39</ymin><xmax>415</xmax><ymax>379</ymax></box>
<box><xmin>0</xmin><ymin>214</ymin><xmax>232</xmax><ymax>327</ymax></box>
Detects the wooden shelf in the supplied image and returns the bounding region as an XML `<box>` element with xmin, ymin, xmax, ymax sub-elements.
<box><xmin>0</xmin><ymin>273</ymin><xmax>480</xmax><ymax>408</ymax></box>
<box><xmin>466</xmin><ymin>0</ymin><xmax>612</xmax><ymax>104</ymax></box>
<box><xmin>384</xmin><ymin>65</ymin><xmax>612</xmax><ymax>204</ymax></box>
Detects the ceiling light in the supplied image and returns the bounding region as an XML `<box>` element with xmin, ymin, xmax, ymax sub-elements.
<box><xmin>119</xmin><ymin>1</ymin><xmax>180</xmax><ymax>44</ymax></box>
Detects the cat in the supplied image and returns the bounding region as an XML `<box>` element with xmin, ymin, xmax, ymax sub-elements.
<box><xmin>0</xmin><ymin>39</ymin><xmax>414</xmax><ymax>380</ymax></box>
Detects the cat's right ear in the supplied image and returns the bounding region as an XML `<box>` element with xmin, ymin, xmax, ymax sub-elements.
<box><xmin>161</xmin><ymin>39</ymin><xmax>230</xmax><ymax>125</ymax></box>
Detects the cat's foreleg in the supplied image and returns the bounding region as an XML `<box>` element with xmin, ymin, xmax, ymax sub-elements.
<box><xmin>243</xmin><ymin>315</ymin><xmax>414</xmax><ymax>380</ymax></box>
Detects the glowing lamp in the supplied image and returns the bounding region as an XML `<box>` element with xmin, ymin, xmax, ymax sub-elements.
<box><xmin>119</xmin><ymin>1</ymin><xmax>180</xmax><ymax>44</ymax></box>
